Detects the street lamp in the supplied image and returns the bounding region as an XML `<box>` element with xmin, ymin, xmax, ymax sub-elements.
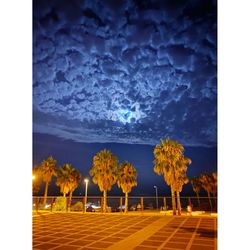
<box><xmin>154</xmin><ymin>186</ymin><xmax>158</xmax><ymax>210</ymax></box>
<box><xmin>84</xmin><ymin>179</ymin><xmax>89</xmax><ymax>213</ymax></box>
<box><xmin>32</xmin><ymin>175</ymin><xmax>36</xmax><ymax>181</ymax></box>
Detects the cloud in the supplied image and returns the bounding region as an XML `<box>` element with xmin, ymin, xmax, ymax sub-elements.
<box><xmin>165</xmin><ymin>45</ymin><xmax>194</xmax><ymax>72</ymax></box>
<box><xmin>33</xmin><ymin>0</ymin><xmax>217</xmax><ymax>147</ymax></box>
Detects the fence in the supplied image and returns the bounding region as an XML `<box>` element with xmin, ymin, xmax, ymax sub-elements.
<box><xmin>32</xmin><ymin>195</ymin><xmax>217</xmax><ymax>213</ymax></box>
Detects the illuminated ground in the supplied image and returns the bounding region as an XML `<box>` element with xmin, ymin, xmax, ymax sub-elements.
<box><xmin>33</xmin><ymin>213</ymin><xmax>217</xmax><ymax>250</ymax></box>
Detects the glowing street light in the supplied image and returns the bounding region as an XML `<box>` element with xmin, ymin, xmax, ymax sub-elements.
<box><xmin>154</xmin><ymin>185</ymin><xmax>159</xmax><ymax>210</ymax></box>
<box><xmin>32</xmin><ymin>175</ymin><xmax>36</xmax><ymax>181</ymax></box>
<box><xmin>84</xmin><ymin>178</ymin><xmax>89</xmax><ymax>213</ymax></box>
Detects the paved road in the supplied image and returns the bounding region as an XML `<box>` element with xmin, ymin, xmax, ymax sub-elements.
<box><xmin>33</xmin><ymin>213</ymin><xmax>217</xmax><ymax>250</ymax></box>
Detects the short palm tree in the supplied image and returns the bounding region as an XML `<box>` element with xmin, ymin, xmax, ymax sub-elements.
<box><xmin>56</xmin><ymin>164</ymin><xmax>72</xmax><ymax>197</ymax></box>
<box><xmin>211</xmin><ymin>172</ymin><xmax>217</xmax><ymax>197</ymax></box>
<box><xmin>117</xmin><ymin>161</ymin><xmax>137</xmax><ymax>212</ymax></box>
<box><xmin>211</xmin><ymin>172</ymin><xmax>217</xmax><ymax>209</ymax></box>
<box><xmin>38</xmin><ymin>156</ymin><xmax>57</xmax><ymax>206</ymax></box>
<box><xmin>153</xmin><ymin>138</ymin><xmax>191</xmax><ymax>216</ymax></box>
<box><xmin>56</xmin><ymin>164</ymin><xmax>81</xmax><ymax>211</ymax></box>
<box><xmin>56</xmin><ymin>164</ymin><xmax>81</xmax><ymax>200</ymax></box>
<box><xmin>191</xmin><ymin>177</ymin><xmax>202</xmax><ymax>207</ymax></box>
<box><xmin>90</xmin><ymin>149</ymin><xmax>118</xmax><ymax>213</ymax></box>
<box><xmin>68</xmin><ymin>168</ymin><xmax>81</xmax><ymax>202</ymax></box>
<box><xmin>199</xmin><ymin>173</ymin><xmax>213</xmax><ymax>210</ymax></box>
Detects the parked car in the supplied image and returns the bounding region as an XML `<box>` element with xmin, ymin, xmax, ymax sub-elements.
<box><xmin>130</xmin><ymin>205</ymin><xmax>137</xmax><ymax>211</ymax></box>
<box><xmin>111</xmin><ymin>205</ymin><xmax>125</xmax><ymax>212</ymax></box>
<box><xmin>86</xmin><ymin>205</ymin><xmax>95</xmax><ymax>212</ymax></box>
<box><xmin>85</xmin><ymin>202</ymin><xmax>102</xmax><ymax>212</ymax></box>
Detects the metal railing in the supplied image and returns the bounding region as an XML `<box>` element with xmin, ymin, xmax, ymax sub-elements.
<box><xmin>32</xmin><ymin>195</ymin><xmax>217</xmax><ymax>213</ymax></box>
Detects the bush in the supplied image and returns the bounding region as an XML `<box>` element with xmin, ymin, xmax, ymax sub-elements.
<box><xmin>71</xmin><ymin>201</ymin><xmax>83</xmax><ymax>211</ymax></box>
<box><xmin>53</xmin><ymin>196</ymin><xmax>67</xmax><ymax>211</ymax></box>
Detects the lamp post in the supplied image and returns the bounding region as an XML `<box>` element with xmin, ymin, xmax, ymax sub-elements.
<box><xmin>84</xmin><ymin>179</ymin><xmax>89</xmax><ymax>213</ymax></box>
<box><xmin>154</xmin><ymin>186</ymin><xmax>158</xmax><ymax>210</ymax></box>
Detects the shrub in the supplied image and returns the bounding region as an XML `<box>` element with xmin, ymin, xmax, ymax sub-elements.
<box><xmin>71</xmin><ymin>201</ymin><xmax>83</xmax><ymax>211</ymax></box>
<box><xmin>53</xmin><ymin>196</ymin><xmax>67</xmax><ymax>211</ymax></box>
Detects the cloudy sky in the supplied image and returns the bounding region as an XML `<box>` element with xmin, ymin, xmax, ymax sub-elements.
<box><xmin>33</xmin><ymin>0</ymin><xmax>217</xmax><ymax>195</ymax></box>
<box><xmin>33</xmin><ymin>0</ymin><xmax>217</xmax><ymax>147</ymax></box>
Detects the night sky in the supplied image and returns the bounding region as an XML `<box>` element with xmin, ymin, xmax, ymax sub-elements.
<box><xmin>33</xmin><ymin>0</ymin><xmax>217</xmax><ymax>196</ymax></box>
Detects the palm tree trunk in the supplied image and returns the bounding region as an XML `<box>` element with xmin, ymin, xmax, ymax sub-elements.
<box><xmin>196</xmin><ymin>192</ymin><xmax>200</xmax><ymax>208</ymax></box>
<box><xmin>69</xmin><ymin>191</ymin><xmax>73</xmax><ymax>211</ymax></box>
<box><xmin>43</xmin><ymin>181</ymin><xmax>49</xmax><ymax>206</ymax></box>
<box><xmin>212</xmin><ymin>192</ymin><xmax>217</xmax><ymax>211</ymax></box>
<box><xmin>62</xmin><ymin>193</ymin><xmax>67</xmax><ymax>211</ymax></box>
<box><xmin>176</xmin><ymin>191</ymin><xmax>182</xmax><ymax>216</ymax></box>
<box><xmin>171</xmin><ymin>187</ymin><xmax>176</xmax><ymax>215</ymax></box>
<box><xmin>125</xmin><ymin>192</ymin><xmax>128</xmax><ymax>213</ymax></box>
<box><xmin>207</xmin><ymin>192</ymin><xmax>212</xmax><ymax>211</ymax></box>
<box><xmin>103</xmin><ymin>190</ymin><xmax>107</xmax><ymax>213</ymax></box>
<box><xmin>70</xmin><ymin>191</ymin><xmax>73</xmax><ymax>205</ymax></box>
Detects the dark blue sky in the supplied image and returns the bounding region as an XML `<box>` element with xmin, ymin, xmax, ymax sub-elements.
<box><xmin>33</xmin><ymin>0</ymin><xmax>217</xmax><ymax>195</ymax></box>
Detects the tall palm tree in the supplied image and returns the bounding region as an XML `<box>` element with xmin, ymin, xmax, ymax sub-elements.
<box><xmin>199</xmin><ymin>173</ymin><xmax>213</xmax><ymax>210</ymax></box>
<box><xmin>174</xmin><ymin>165</ymin><xmax>189</xmax><ymax>215</ymax></box>
<box><xmin>117</xmin><ymin>161</ymin><xmax>137</xmax><ymax>212</ymax></box>
<box><xmin>90</xmin><ymin>149</ymin><xmax>118</xmax><ymax>213</ymax></box>
<box><xmin>38</xmin><ymin>156</ymin><xmax>57</xmax><ymax>206</ymax></box>
<box><xmin>154</xmin><ymin>142</ymin><xmax>176</xmax><ymax>215</ymax></box>
<box><xmin>153</xmin><ymin>138</ymin><xmax>191</xmax><ymax>215</ymax></box>
<box><xmin>191</xmin><ymin>177</ymin><xmax>202</xmax><ymax>207</ymax></box>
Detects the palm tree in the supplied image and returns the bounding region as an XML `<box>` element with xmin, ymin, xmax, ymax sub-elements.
<box><xmin>90</xmin><ymin>149</ymin><xmax>118</xmax><ymax>213</ymax></box>
<box><xmin>211</xmin><ymin>172</ymin><xmax>217</xmax><ymax>209</ymax></box>
<box><xmin>153</xmin><ymin>142</ymin><xmax>176</xmax><ymax>215</ymax></box>
<box><xmin>117</xmin><ymin>161</ymin><xmax>137</xmax><ymax>212</ymax></box>
<box><xmin>174</xmin><ymin>166</ymin><xmax>189</xmax><ymax>215</ymax></box>
<box><xmin>211</xmin><ymin>172</ymin><xmax>217</xmax><ymax>197</ymax></box>
<box><xmin>153</xmin><ymin>138</ymin><xmax>191</xmax><ymax>215</ymax></box>
<box><xmin>56</xmin><ymin>164</ymin><xmax>72</xmax><ymax>197</ymax></box>
<box><xmin>191</xmin><ymin>177</ymin><xmax>202</xmax><ymax>208</ymax></box>
<box><xmin>38</xmin><ymin>156</ymin><xmax>57</xmax><ymax>206</ymax></box>
<box><xmin>56</xmin><ymin>164</ymin><xmax>81</xmax><ymax>199</ymax></box>
<box><xmin>68</xmin><ymin>168</ymin><xmax>81</xmax><ymax>203</ymax></box>
<box><xmin>56</xmin><ymin>164</ymin><xmax>81</xmax><ymax>211</ymax></box>
<box><xmin>199</xmin><ymin>173</ymin><xmax>213</xmax><ymax>210</ymax></box>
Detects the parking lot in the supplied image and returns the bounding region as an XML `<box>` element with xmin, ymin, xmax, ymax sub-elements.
<box><xmin>33</xmin><ymin>213</ymin><xmax>217</xmax><ymax>250</ymax></box>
